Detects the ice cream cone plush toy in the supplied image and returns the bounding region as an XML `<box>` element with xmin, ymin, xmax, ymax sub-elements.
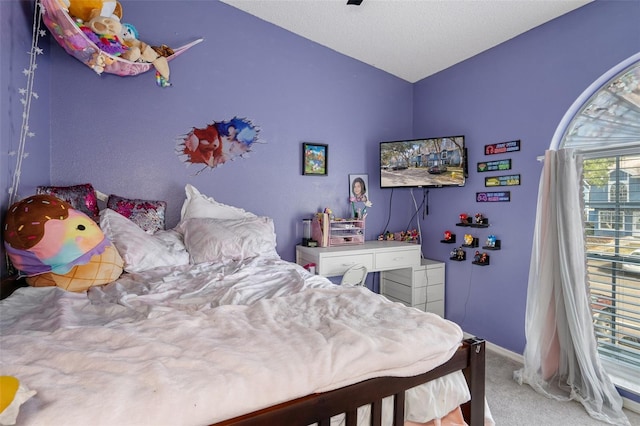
<box><xmin>3</xmin><ymin>195</ymin><xmax>123</xmax><ymax>292</ymax></box>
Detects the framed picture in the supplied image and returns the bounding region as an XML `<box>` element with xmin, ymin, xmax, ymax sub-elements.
<box><xmin>302</xmin><ymin>143</ymin><xmax>328</xmax><ymax>176</ymax></box>
<box><xmin>349</xmin><ymin>174</ymin><xmax>369</xmax><ymax>203</ymax></box>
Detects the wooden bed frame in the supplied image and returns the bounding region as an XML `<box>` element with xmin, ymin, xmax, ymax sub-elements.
<box><xmin>214</xmin><ymin>337</ymin><xmax>485</xmax><ymax>426</ymax></box>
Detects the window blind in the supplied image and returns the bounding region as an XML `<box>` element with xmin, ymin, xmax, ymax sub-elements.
<box><xmin>583</xmin><ymin>155</ymin><xmax>640</xmax><ymax>370</ymax></box>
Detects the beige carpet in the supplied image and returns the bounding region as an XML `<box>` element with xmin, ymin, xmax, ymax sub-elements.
<box><xmin>485</xmin><ymin>349</ymin><xmax>640</xmax><ymax>425</ymax></box>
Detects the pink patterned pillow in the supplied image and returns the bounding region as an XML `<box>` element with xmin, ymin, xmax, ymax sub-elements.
<box><xmin>106</xmin><ymin>194</ymin><xmax>167</xmax><ymax>234</ymax></box>
<box><xmin>36</xmin><ymin>183</ymin><xmax>99</xmax><ymax>222</ymax></box>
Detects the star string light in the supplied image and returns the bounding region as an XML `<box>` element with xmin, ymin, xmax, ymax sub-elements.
<box><xmin>8</xmin><ymin>1</ymin><xmax>45</xmax><ymax>206</ymax></box>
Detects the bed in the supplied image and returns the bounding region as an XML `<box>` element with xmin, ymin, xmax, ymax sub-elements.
<box><xmin>0</xmin><ymin>185</ymin><xmax>492</xmax><ymax>426</ymax></box>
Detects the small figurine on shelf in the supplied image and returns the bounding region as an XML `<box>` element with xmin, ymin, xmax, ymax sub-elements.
<box><xmin>450</xmin><ymin>248</ymin><xmax>458</xmax><ymax>258</ymax></box>
<box><xmin>464</xmin><ymin>234</ymin><xmax>474</xmax><ymax>245</ymax></box>
<box><xmin>444</xmin><ymin>230</ymin><xmax>452</xmax><ymax>241</ymax></box>
<box><xmin>474</xmin><ymin>213</ymin><xmax>484</xmax><ymax>224</ymax></box>
<box><xmin>474</xmin><ymin>250</ymin><xmax>481</xmax><ymax>262</ymax></box>
<box><xmin>480</xmin><ymin>252</ymin><xmax>489</xmax><ymax>264</ymax></box>
<box><xmin>486</xmin><ymin>234</ymin><xmax>497</xmax><ymax>247</ymax></box>
<box><xmin>456</xmin><ymin>247</ymin><xmax>465</xmax><ymax>260</ymax></box>
<box><xmin>459</xmin><ymin>213</ymin><xmax>469</xmax><ymax>224</ymax></box>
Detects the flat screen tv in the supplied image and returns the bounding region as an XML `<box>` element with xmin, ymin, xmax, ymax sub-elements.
<box><xmin>380</xmin><ymin>135</ymin><xmax>466</xmax><ymax>188</ymax></box>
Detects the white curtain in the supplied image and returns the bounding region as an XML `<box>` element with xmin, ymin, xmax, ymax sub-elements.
<box><xmin>513</xmin><ymin>149</ymin><xmax>630</xmax><ymax>426</ymax></box>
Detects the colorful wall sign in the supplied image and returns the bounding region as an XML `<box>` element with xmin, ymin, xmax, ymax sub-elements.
<box><xmin>476</xmin><ymin>191</ymin><xmax>511</xmax><ymax>202</ymax></box>
<box><xmin>477</xmin><ymin>159</ymin><xmax>511</xmax><ymax>173</ymax></box>
<box><xmin>485</xmin><ymin>174</ymin><xmax>520</xmax><ymax>187</ymax></box>
<box><xmin>484</xmin><ymin>140</ymin><xmax>520</xmax><ymax>155</ymax></box>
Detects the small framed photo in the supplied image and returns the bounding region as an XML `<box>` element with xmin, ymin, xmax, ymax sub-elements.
<box><xmin>302</xmin><ymin>143</ymin><xmax>328</xmax><ymax>176</ymax></box>
<box><xmin>349</xmin><ymin>174</ymin><xmax>369</xmax><ymax>203</ymax></box>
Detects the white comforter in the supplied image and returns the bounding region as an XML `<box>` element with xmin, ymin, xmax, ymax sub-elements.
<box><xmin>0</xmin><ymin>258</ymin><xmax>467</xmax><ymax>425</ymax></box>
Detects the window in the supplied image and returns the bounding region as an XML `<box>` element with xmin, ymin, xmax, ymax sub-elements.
<box><xmin>608</xmin><ymin>181</ymin><xmax>629</xmax><ymax>203</ymax></box>
<box><xmin>583</xmin><ymin>156</ymin><xmax>640</xmax><ymax>376</ymax></box>
<box><xmin>559</xmin><ymin>54</ymin><xmax>640</xmax><ymax>393</ymax></box>
<box><xmin>598</xmin><ymin>210</ymin><xmax>615</xmax><ymax>230</ymax></box>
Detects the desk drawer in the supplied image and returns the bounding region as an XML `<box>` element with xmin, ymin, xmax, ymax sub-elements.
<box><xmin>382</xmin><ymin>279</ymin><xmax>426</xmax><ymax>305</ymax></box>
<box><xmin>427</xmin><ymin>301</ymin><xmax>444</xmax><ymax>317</ymax></box>
<box><xmin>318</xmin><ymin>253</ymin><xmax>374</xmax><ymax>276</ymax></box>
<box><xmin>427</xmin><ymin>283</ymin><xmax>444</xmax><ymax>302</ymax></box>
<box><xmin>414</xmin><ymin>267</ymin><xmax>444</xmax><ymax>288</ymax></box>
<box><xmin>374</xmin><ymin>248</ymin><xmax>420</xmax><ymax>271</ymax></box>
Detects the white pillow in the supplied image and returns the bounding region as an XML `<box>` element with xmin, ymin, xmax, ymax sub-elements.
<box><xmin>178</xmin><ymin>216</ymin><xmax>279</xmax><ymax>264</ymax></box>
<box><xmin>100</xmin><ymin>209</ymin><xmax>190</xmax><ymax>273</ymax></box>
<box><xmin>180</xmin><ymin>184</ymin><xmax>256</xmax><ymax>220</ymax></box>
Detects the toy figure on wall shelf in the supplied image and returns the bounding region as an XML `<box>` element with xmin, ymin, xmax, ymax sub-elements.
<box><xmin>450</xmin><ymin>247</ymin><xmax>466</xmax><ymax>261</ymax></box>
<box><xmin>483</xmin><ymin>235</ymin><xmax>501</xmax><ymax>250</ymax></box>
<box><xmin>441</xmin><ymin>230</ymin><xmax>456</xmax><ymax>243</ymax></box>
<box><xmin>459</xmin><ymin>213</ymin><xmax>471</xmax><ymax>225</ymax></box>
<box><xmin>470</xmin><ymin>213</ymin><xmax>490</xmax><ymax>228</ymax></box>
<box><xmin>472</xmin><ymin>252</ymin><xmax>490</xmax><ymax>266</ymax></box>
<box><xmin>463</xmin><ymin>234</ymin><xmax>478</xmax><ymax>247</ymax></box>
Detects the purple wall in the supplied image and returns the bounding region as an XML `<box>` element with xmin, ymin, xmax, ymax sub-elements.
<box><xmin>412</xmin><ymin>0</ymin><xmax>640</xmax><ymax>354</ymax></box>
<box><xmin>1</xmin><ymin>0</ymin><xmax>639</xmax><ymax>380</ymax></box>
<box><xmin>46</xmin><ymin>1</ymin><xmax>413</xmax><ymax>265</ymax></box>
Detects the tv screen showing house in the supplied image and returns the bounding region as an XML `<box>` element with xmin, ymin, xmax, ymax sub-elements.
<box><xmin>380</xmin><ymin>136</ymin><xmax>466</xmax><ymax>188</ymax></box>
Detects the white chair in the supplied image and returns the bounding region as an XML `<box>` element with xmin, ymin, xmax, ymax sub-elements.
<box><xmin>340</xmin><ymin>264</ymin><xmax>368</xmax><ymax>286</ymax></box>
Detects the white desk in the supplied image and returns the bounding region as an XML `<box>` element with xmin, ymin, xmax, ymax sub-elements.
<box><xmin>295</xmin><ymin>241</ymin><xmax>421</xmax><ymax>277</ymax></box>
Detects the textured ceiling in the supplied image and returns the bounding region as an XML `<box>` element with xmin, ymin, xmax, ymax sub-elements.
<box><xmin>220</xmin><ymin>0</ymin><xmax>592</xmax><ymax>83</ymax></box>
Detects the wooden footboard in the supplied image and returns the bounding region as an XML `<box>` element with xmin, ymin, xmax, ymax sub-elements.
<box><xmin>214</xmin><ymin>337</ymin><xmax>485</xmax><ymax>426</ymax></box>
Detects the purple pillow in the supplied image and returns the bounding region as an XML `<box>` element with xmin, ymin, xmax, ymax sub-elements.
<box><xmin>36</xmin><ymin>183</ymin><xmax>99</xmax><ymax>222</ymax></box>
<box><xmin>107</xmin><ymin>194</ymin><xmax>167</xmax><ymax>234</ymax></box>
